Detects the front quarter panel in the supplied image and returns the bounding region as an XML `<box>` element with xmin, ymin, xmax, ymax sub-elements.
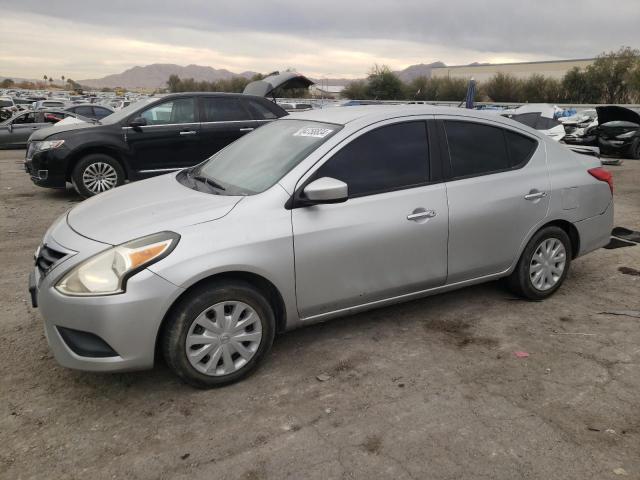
<box><xmin>147</xmin><ymin>186</ymin><xmax>298</xmax><ymax>329</ymax></box>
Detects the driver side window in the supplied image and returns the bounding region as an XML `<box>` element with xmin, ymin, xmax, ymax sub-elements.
<box><xmin>141</xmin><ymin>98</ymin><xmax>195</xmax><ymax>125</ymax></box>
<box><xmin>312</xmin><ymin>121</ymin><xmax>430</xmax><ymax>198</ymax></box>
<box><xmin>13</xmin><ymin>113</ymin><xmax>35</xmax><ymax>124</ymax></box>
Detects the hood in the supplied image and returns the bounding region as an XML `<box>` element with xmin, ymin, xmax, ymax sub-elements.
<box><xmin>66</xmin><ymin>173</ymin><xmax>243</xmax><ymax>245</ymax></box>
<box><xmin>243</xmin><ymin>72</ymin><xmax>314</xmax><ymax>97</ymax></box>
<box><xmin>596</xmin><ymin>106</ymin><xmax>640</xmax><ymax>125</ymax></box>
<box><xmin>29</xmin><ymin>120</ymin><xmax>98</xmax><ymax>141</ymax></box>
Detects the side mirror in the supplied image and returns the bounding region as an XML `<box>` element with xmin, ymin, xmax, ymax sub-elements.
<box><xmin>302</xmin><ymin>177</ymin><xmax>348</xmax><ymax>204</ymax></box>
<box><xmin>129</xmin><ymin>116</ymin><xmax>147</xmax><ymax>130</ymax></box>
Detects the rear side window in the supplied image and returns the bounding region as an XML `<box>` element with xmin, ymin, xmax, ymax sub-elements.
<box><xmin>93</xmin><ymin>107</ymin><xmax>112</xmax><ymax>119</ymax></box>
<box><xmin>244</xmin><ymin>99</ymin><xmax>279</xmax><ymax>120</ymax></box>
<box><xmin>202</xmin><ymin>97</ymin><xmax>249</xmax><ymax>122</ymax></box>
<box><xmin>505</xmin><ymin>130</ymin><xmax>537</xmax><ymax>167</ymax></box>
<box><xmin>313</xmin><ymin>121</ymin><xmax>429</xmax><ymax>197</ymax></box>
<box><xmin>444</xmin><ymin>121</ymin><xmax>510</xmax><ymax>178</ymax></box>
<box><xmin>75</xmin><ymin>106</ymin><xmax>94</xmax><ymax>117</ymax></box>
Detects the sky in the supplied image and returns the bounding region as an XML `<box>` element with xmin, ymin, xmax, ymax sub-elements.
<box><xmin>0</xmin><ymin>0</ymin><xmax>638</xmax><ymax>81</ymax></box>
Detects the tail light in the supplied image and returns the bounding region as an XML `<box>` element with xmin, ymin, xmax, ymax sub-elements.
<box><xmin>588</xmin><ymin>167</ymin><xmax>613</xmax><ymax>194</ymax></box>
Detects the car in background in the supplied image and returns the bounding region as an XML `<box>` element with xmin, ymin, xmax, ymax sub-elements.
<box><xmin>563</xmin><ymin>106</ymin><xmax>640</xmax><ymax>158</ymax></box>
<box><xmin>25</xmin><ymin>93</ymin><xmax>287</xmax><ymax>197</ymax></box>
<box><xmin>33</xmin><ymin>99</ymin><xmax>67</xmax><ymax>110</ymax></box>
<box><xmin>0</xmin><ymin>109</ymin><xmax>89</xmax><ymax>149</ymax></box>
<box><xmin>29</xmin><ymin>105</ymin><xmax>614</xmax><ymax>387</ymax></box>
<box><xmin>64</xmin><ymin>104</ymin><xmax>115</xmax><ymax>120</ymax></box>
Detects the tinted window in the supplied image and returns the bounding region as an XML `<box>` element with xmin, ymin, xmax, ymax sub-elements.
<box><xmin>244</xmin><ymin>99</ymin><xmax>278</xmax><ymax>120</ymax></box>
<box><xmin>141</xmin><ymin>98</ymin><xmax>195</xmax><ymax>125</ymax></box>
<box><xmin>93</xmin><ymin>107</ymin><xmax>112</xmax><ymax>119</ymax></box>
<box><xmin>75</xmin><ymin>106</ymin><xmax>94</xmax><ymax>117</ymax></box>
<box><xmin>505</xmin><ymin>131</ymin><xmax>537</xmax><ymax>167</ymax></box>
<box><xmin>12</xmin><ymin>113</ymin><xmax>35</xmax><ymax>124</ymax></box>
<box><xmin>314</xmin><ymin>122</ymin><xmax>429</xmax><ymax>197</ymax></box>
<box><xmin>444</xmin><ymin>121</ymin><xmax>510</xmax><ymax>178</ymax></box>
<box><xmin>202</xmin><ymin>97</ymin><xmax>248</xmax><ymax>122</ymax></box>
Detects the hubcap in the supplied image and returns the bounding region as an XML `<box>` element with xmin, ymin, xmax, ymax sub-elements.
<box><xmin>82</xmin><ymin>162</ymin><xmax>118</xmax><ymax>194</ymax></box>
<box><xmin>185</xmin><ymin>301</ymin><xmax>262</xmax><ymax>376</ymax></box>
<box><xmin>529</xmin><ymin>238</ymin><xmax>566</xmax><ymax>291</ymax></box>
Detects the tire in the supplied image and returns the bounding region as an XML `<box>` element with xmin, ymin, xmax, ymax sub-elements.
<box><xmin>161</xmin><ymin>280</ymin><xmax>276</xmax><ymax>388</ymax></box>
<box><xmin>71</xmin><ymin>153</ymin><xmax>125</xmax><ymax>198</ymax></box>
<box><xmin>506</xmin><ymin>226</ymin><xmax>572</xmax><ymax>301</ymax></box>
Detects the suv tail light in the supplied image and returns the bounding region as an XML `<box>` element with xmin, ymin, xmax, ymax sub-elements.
<box><xmin>588</xmin><ymin>167</ymin><xmax>613</xmax><ymax>194</ymax></box>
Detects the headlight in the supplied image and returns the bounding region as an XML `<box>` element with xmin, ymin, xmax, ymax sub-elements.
<box><xmin>35</xmin><ymin>140</ymin><xmax>65</xmax><ymax>152</ymax></box>
<box><xmin>616</xmin><ymin>130</ymin><xmax>637</xmax><ymax>139</ymax></box>
<box><xmin>55</xmin><ymin>231</ymin><xmax>179</xmax><ymax>296</ymax></box>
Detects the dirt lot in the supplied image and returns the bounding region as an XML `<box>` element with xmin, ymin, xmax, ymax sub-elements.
<box><xmin>1</xmin><ymin>149</ymin><xmax>639</xmax><ymax>480</ymax></box>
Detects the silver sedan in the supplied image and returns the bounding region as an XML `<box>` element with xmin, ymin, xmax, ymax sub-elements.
<box><xmin>30</xmin><ymin>105</ymin><xmax>613</xmax><ymax>388</ymax></box>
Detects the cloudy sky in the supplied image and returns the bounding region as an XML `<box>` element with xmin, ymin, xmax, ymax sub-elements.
<box><xmin>0</xmin><ymin>0</ymin><xmax>638</xmax><ymax>80</ymax></box>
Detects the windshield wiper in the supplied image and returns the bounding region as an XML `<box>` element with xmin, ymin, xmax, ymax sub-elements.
<box><xmin>186</xmin><ymin>168</ymin><xmax>226</xmax><ymax>192</ymax></box>
<box><xmin>193</xmin><ymin>175</ymin><xmax>226</xmax><ymax>191</ymax></box>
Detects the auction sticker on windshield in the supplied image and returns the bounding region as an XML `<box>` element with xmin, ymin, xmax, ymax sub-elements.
<box><xmin>293</xmin><ymin>127</ymin><xmax>334</xmax><ymax>138</ymax></box>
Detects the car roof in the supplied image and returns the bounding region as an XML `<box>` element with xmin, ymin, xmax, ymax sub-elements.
<box><xmin>286</xmin><ymin>104</ymin><xmax>507</xmax><ymax>125</ymax></box>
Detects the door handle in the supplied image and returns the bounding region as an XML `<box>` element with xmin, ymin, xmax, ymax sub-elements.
<box><xmin>239</xmin><ymin>127</ymin><xmax>254</xmax><ymax>132</ymax></box>
<box><xmin>524</xmin><ymin>191</ymin><xmax>547</xmax><ymax>201</ymax></box>
<box><xmin>407</xmin><ymin>210</ymin><xmax>436</xmax><ymax>221</ymax></box>
<box><xmin>179</xmin><ymin>130</ymin><xmax>197</xmax><ymax>136</ymax></box>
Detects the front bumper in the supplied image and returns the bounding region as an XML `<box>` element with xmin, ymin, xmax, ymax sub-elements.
<box><xmin>31</xmin><ymin>216</ymin><xmax>183</xmax><ymax>372</ymax></box>
<box><xmin>24</xmin><ymin>146</ymin><xmax>68</xmax><ymax>188</ymax></box>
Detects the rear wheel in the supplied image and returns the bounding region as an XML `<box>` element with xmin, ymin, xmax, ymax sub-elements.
<box><xmin>161</xmin><ymin>280</ymin><xmax>276</xmax><ymax>388</ymax></box>
<box><xmin>507</xmin><ymin>226</ymin><xmax>572</xmax><ymax>300</ymax></box>
<box><xmin>71</xmin><ymin>154</ymin><xmax>125</xmax><ymax>198</ymax></box>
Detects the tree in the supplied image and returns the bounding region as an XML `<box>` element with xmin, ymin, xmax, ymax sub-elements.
<box><xmin>66</xmin><ymin>78</ymin><xmax>82</xmax><ymax>91</ymax></box>
<box><xmin>587</xmin><ymin>46</ymin><xmax>640</xmax><ymax>103</ymax></box>
<box><xmin>520</xmin><ymin>74</ymin><xmax>549</xmax><ymax>103</ymax></box>
<box><xmin>484</xmin><ymin>73</ymin><xmax>523</xmax><ymax>102</ymax></box>
<box><xmin>0</xmin><ymin>78</ymin><xmax>15</xmax><ymax>88</ymax></box>
<box><xmin>167</xmin><ymin>74</ymin><xmax>181</xmax><ymax>93</ymax></box>
<box><xmin>365</xmin><ymin>64</ymin><xmax>405</xmax><ymax>100</ymax></box>
<box><xmin>341</xmin><ymin>80</ymin><xmax>368</xmax><ymax>99</ymax></box>
<box><xmin>43</xmin><ymin>75</ymin><xmax>48</xmax><ymax>81</ymax></box>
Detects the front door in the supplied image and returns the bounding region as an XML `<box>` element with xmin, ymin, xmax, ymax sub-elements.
<box><xmin>124</xmin><ymin>97</ymin><xmax>201</xmax><ymax>176</ymax></box>
<box><xmin>292</xmin><ymin>120</ymin><xmax>449</xmax><ymax>319</ymax></box>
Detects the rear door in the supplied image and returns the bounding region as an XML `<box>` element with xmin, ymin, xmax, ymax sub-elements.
<box><xmin>439</xmin><ymin>117</ymin><xmax>549</xmax><ymax>283</ymax></box>
<box><xmin>292</xmin><ymin>119</ymin><xmax>449</xmax><ymax>319</ymax></box>
<box><xmin>198</xmin><ymin>96</ymin><xmax>256</xmax><ymax>159</ymax></box>
<box><xmin>124</xmin><ymin>96</ymin><xmax>200</xmax><ymax>176</ymax></box>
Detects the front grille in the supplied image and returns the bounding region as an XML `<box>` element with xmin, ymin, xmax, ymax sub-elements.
<box><xmin>36</xmin><ymin>244</ymin><xmax>67</xmax><ymax>277</ymax></box>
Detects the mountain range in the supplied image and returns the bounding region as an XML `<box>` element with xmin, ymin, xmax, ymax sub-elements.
<box><xmin>73</xmin><ymin>62</ymin><xmax>450</xmax><ymax>89</ymax></box>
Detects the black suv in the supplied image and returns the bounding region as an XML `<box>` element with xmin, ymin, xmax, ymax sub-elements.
<box><xmin>25</xmin><ymin>93</ymin><xmax>287</xmax><ymax>197</ymax></box>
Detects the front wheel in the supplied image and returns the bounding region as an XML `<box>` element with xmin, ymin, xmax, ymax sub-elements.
<box><xmin>161</xmin><ymin>280</ymin><xmax>276</xmax><ymax>388</ymax></box>
<box><xmin>507</xmin><ymin>226</ymin><xmax>572</xmax><ymax>300</ymax></box>
<box><xmin>71</xmin><ymin>154</ymin><xmax>125</xmax><ymax>198</ymax></box>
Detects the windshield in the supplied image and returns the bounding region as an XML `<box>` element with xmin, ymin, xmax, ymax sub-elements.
<box><xmin>193</xmin><ymin>119</ymin><xmax>342</xmax><ymax>195</ymax></box>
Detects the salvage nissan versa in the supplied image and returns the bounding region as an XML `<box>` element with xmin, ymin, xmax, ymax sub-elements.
<box><xmin>29</xmin><ymin>105</ymin><xmax>614</xmax><ymax>388</ymax></box>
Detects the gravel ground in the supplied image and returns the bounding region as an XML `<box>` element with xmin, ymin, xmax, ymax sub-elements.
<box><xmin>1</xmin><ymin>149</ymin><xmax>639</xmax><ymax>480</ymax></box>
